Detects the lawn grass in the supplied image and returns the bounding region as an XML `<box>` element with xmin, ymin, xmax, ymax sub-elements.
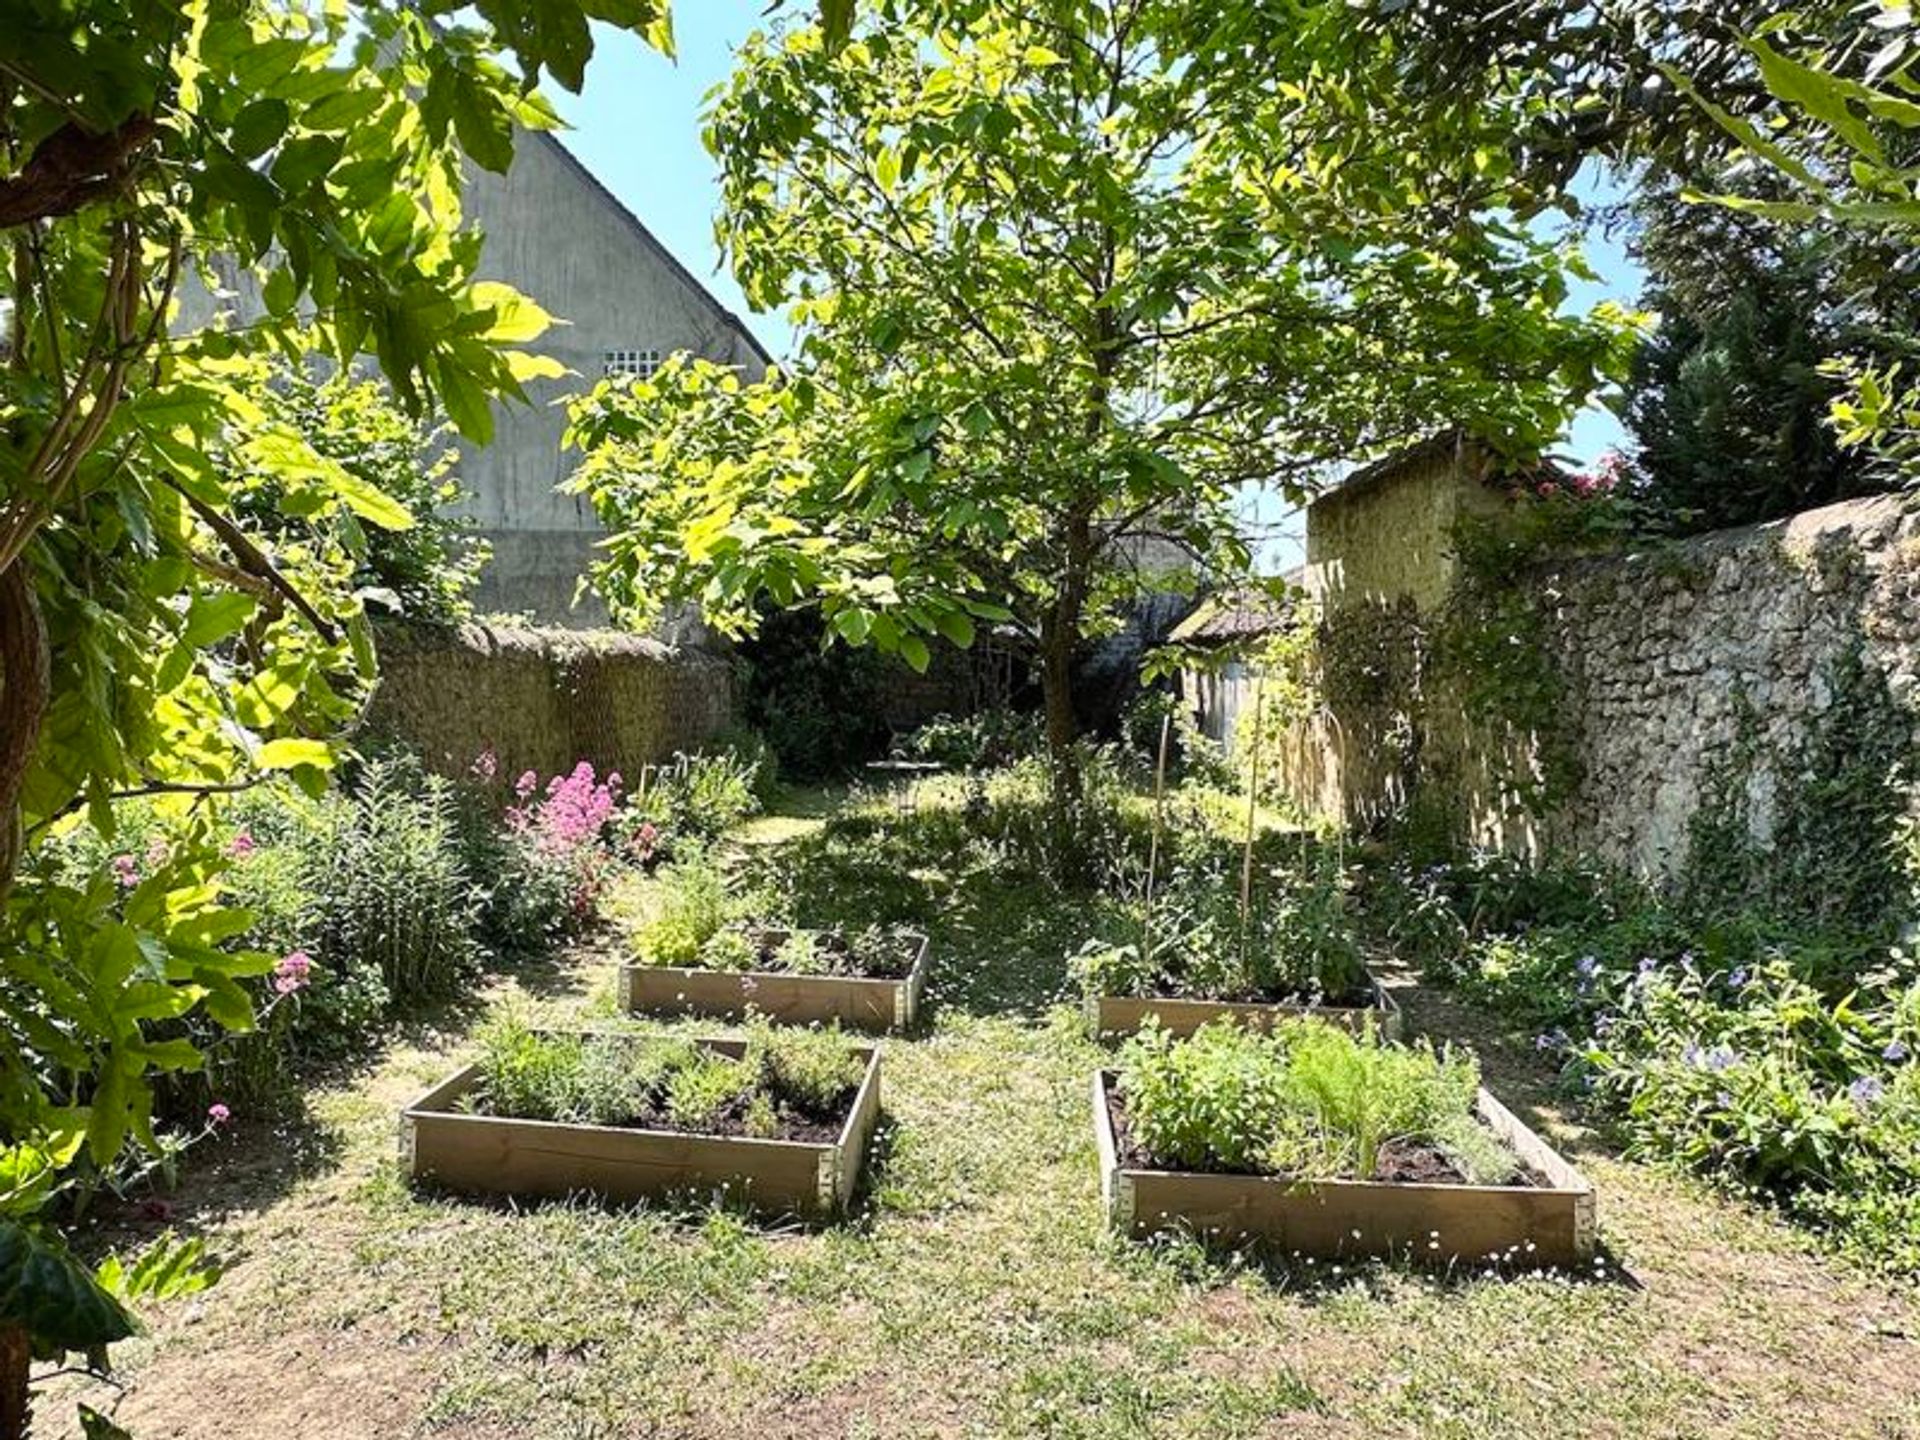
<box><xmin>50</xmin><ymin>791</ymin><xmax>1920</xmax><ymax>1439</ymax></box>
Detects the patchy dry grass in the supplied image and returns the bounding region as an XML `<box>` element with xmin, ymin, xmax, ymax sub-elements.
<box><xmin>48</xmin><ymin>794</ymin><xmax>1920</xmax><ymax>1440</ymax></box>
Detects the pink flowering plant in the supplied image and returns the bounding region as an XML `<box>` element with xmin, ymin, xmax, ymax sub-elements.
<box><xmin>501</xmin><ymin>761</ymin><xmax>628</xmax><ymax>929</ymax></box>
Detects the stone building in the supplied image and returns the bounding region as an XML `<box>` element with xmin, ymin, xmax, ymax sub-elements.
<box><xmin>183</xmin><ymin>131</ymin><xmax>770</xmax><ymax>627</ymax></box>
<box><xmin>457</xmin><ymin>134</ymin><xmax>771</xmax><ymax>623</ymax></box>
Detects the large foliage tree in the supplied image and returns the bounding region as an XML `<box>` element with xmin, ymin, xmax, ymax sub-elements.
<box><xmin>1619</xmin><ymin>181</ymin><xmax>1904</xmax><ymax>532</ymax></box>
<box><xmin>0</xmin><ymin>1</ymin><xmax>876</xmax><ymax>1428</ymax></box>
<box><xmin>1661</xmin><ymin>8</ymin><xmax>1920</xmax><ymax>484</ymax></box>
<box><xmin>569</xmin><ymin>0</ymin><xmax>1636</xmax><ymax>818</ymax></box>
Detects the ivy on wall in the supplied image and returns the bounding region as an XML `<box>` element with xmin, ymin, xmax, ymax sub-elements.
<box><xmin>1680</xmin><ymin>641</ymin><xmax>1912</xmax><ymax>938</ymax></box>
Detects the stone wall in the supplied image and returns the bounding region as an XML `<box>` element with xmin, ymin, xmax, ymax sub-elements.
<box><xmin>362</xmin><ymin>621</ymin><xmax>734</xmax><ymax>782</ymax></box>
<box><xmin>1537</xmin><ymin>495</ymin><xmax>1920</xmax><ymax>879</ymax></box>
<box><xmin>1289</xmin><ymin>479</ymin><xmax>1920</xmax><ymax>888</ymax></box>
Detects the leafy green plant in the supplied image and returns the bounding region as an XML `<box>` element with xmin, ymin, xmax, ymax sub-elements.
<box><xmin>309</xmin><ymin>757</ymin><xmax>479</xmax><ymax>1006</ymax></box>
<box><xmin>697</xmin><ymin>928</ymin><xmax>761</xmax><ymax>972</ymax></box>
<box><xmin>634</xmin><ymin>852</ymin><xmax>733</xmax><ymax>967</ymax></box>
<box><xmin>903</xmin><ymin>711</ymin><xmax>1044</xmax><ymax>771</ymax></box>
<box><xmin>1116</xmin><ymin>1023</ymin><xmax>1294</xmax><ymax>1173</ymax></box>
<box><xmin>744</xmin><ymin>1017</ymin><xmax>865</xmax><ymax>1118</ymax></box>
<box><xmin>663</xmin><ymin>1053</ymin><xmax>756</xmax><ymax>1132</ymax></box>
<box><xmin>1272</xmin><ymin>1022</ymin><xmax>1484</xmax><ymax>1182</ymax></box>
<box><xmin>470</xmin><ymin>1012</ymin><xmax>862</xmax><ymax>1138</ymax></box>
<box><xmin>1117</xmin><ymin>1020</ymin><xmax>1503</xmax><ymax>1183</ymax></box>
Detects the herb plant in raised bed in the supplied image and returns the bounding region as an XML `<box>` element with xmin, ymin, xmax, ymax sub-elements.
<box><xmin>1076</xmin><ymin>851</ymin><xmax>1399</xmax><ymax>1039</ymax></box>
<box><xmin>625</xmin><ymin>853</ymin><xmax>931</xmax><ymax>1030</ymax></box>
<box><xmin>402</xmin><ymin>1014</ymin><xmax>882</xmax><ymax>1216</ymax></box>
<box><xmin>1095</xmin><ymin>1020</ymin><xmax>1595</xmax><ymax>1265</ymax></box>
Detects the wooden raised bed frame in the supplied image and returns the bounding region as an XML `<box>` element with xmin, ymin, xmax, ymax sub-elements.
<box><xmin>1086</xmin><ymin>972</ymin><xmax>1402</xmax><ymax>1042</ymax></box>
<box><xmin>621</xmin><ymin>929</ymin><xmax>931</xmax><ymax>1033</ymax></box>
<box><xmin>402</xmin><ymin>1036</ymin><xmax>882</xmax><ymax>1217</ymax></box>
<box><xmin>1094</xmin><ymin>1071</ymin><xmax>1596</xmax><ymax>1267</ymax></box>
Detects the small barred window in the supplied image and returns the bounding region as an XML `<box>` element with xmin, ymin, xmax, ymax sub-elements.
<box><xmin>603</xmin><ymin>348</ymin><xmax>664</xmax><ymax>379</ymax></box>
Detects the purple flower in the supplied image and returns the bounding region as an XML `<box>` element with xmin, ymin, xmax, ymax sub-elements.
<box><xmin>228</xmin><ymin>831</ymin><xmax>257</xmax><ymax>859</ymax></box>
<box><xmin>1715</xmin><ymin>1090</ymin><xmax>1734</xmax><ymax>1109</ymax></box>
<box><xmin>1884</xmin><ymin>1040</ymin><xmax>1910</xmax><ymax>1064</ymax></box>
<box><xmin>207</xmin><ymin>1102</ymin><xmax>232</xmax><ymax>1126</ymax></box>
<box><xmin>1575</xmin><ymin>955</ymin><xmax>1600</xmax><ymax>981</ymax></box>
<box><xmin>111</xmin><ymin>853</ymin><xmax>140</xmax><ymax>888</ymax></box>
<box><xmin>1637</xmin><ymin>957</ymin><xmax>1656</xmax><ymax>975</ymax></box>
<box><xmin>1726</xmin><ymin>968</ymin><xmax>1747</xmax><ymax>990</ymax></box>
<box><xmin>1535</xmin><ymin>1029</ymin><xmax>1570</xmax><ymax>1053</ymax></box>
<box><xmin>1704</xmin><ymin>1045</ymin><xmax>1738</xmax><ymax>1073</ymax></box>
<box><xmin>1849</xmin><ymin>1076</ymin><xmax>1885</xmax><ymax>1107</ymax></box>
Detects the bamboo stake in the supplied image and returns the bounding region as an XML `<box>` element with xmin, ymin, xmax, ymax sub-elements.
<box><xmin>1241</xmin><ymin>671</ymin><xmax>1266</xmax><ymax>947</ymax></box>
<box><xmin>1143</xmin><ymin>711</ymin><xmax>1172</xmax><ymax>964</ymax></box>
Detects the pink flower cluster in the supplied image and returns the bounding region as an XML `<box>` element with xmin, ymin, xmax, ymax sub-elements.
<box><xmin>1536</xmin><ymin>449</ymin><xmax>1627</xmax><ymax>502</ymax></box>
<box><xmin>509</xmin><ymin>762</ymin><xmax>623</xmax><ymax>855</ymax></box>
<box><xmin>506</xmin><ymin>762</ymin><xmax>625</xmax><ymax>916</ymax></box>
<box><xmin>273</xmin><ymin>949</ymin><xmax>313</xmax><ymax>996</ymax></box>
<box><xmin>1569</xmin><ymin>449</ymin><xmax>1627</xmax><ymax>498</ymax></box>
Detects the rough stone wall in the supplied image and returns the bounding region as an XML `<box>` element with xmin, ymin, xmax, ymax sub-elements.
<box><xmin>1537</xmin><ymin>495</ymin><xmax>1920</xmax><ymax>879</ymax></box>
<box><xmin>362</xmin><ymin>621</ymin><xmax>734</xmax><ymax>783</ymax></box>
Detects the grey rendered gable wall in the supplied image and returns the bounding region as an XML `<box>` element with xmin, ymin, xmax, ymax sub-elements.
<box><xmin>457</xmin><ymin>130</ymin><xmax>770</xmax><ymax>626</ymax></box>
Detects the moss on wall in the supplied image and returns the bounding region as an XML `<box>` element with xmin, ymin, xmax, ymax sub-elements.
<box><xmin>363</xmin><ymin>621</ymin><xmax>734</xmax><ymax>783</ymax></box>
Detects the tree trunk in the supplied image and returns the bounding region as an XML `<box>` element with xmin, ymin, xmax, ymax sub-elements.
<box><xmin>1038</xmin><ymin>504</ymin><xmax>1095</xmax><ymax>882</ymax></box>
<box><xmin>0</xmin><ymin>558</ymin><xmax>50</xmax><ymax>902</ymax></box>
<box><xmin>0</xmin><ymin>1322</ymin><xmax>31</xmax><ymax>1440</ymax></box>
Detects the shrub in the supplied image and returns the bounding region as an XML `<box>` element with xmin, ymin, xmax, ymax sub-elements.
<box><xmin>309</xmin><ymin>757</ymin><xmax>480</xmax><ymax>1005</ymax></box>
<box><xmin>624</xmin><ymin>744</ymin><xmax>767</xmax><ymax>846</ymax></box>
<box><xmin>901</xmin><ymin>710</ymin><xmax>1042</xmax><ymax>770</ymax></box>
<box><xmin>737</xmin><ymin>605</ymin><xmax>892</xmax><ymax>779</ymax></box>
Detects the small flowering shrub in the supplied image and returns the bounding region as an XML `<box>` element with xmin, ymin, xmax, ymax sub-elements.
<box><xmin>1370</xmin><ymin>846</ymin><xmax>1920</xmax><ymax>1273</ymax></box>
<box><xmin>491</xmin><ymin>761</ymin><xmax>626</xmax><ymax>942</ymax></box>
<box><xmin>1584</xmin><ymin>956</ymin><xmax>1920</xmax><ymax>1268</ymax></box>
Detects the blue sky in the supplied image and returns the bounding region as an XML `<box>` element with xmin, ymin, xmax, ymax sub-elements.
<box><xmin>546</xmin><ymin>10</ymin><xmax>1644</xmax><ymax>563</ymax></box>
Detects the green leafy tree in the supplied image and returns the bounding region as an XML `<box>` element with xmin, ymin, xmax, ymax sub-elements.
<box><xmin>244</xmin><ymin>366</ymin><xmax>492</xmax><ymax>624</ymax></box>
<box><xmin>0</xmin><ymin>0</ymin><xmax>842</xmax><ymax>1425</ymax></box>
<box><xmin>1662</xmin><ymin>8</ymin><xmax>1920</xmax><ymax>483</ymax></box>
<box><xmin>568</xmin><ymin>0</ymin><xmax>1636</xmax><ymax>827</ymax></box>
<box><xmin>1620</xmin><ymin>184</ymin><xmax>1900</xmax><ymax>532</ymax></box>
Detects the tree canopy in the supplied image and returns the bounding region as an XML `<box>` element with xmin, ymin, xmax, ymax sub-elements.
<box><xmin>568</xmin><ymin>0</ymin><xmax>1638</xmax><ymax>799</ymax></box>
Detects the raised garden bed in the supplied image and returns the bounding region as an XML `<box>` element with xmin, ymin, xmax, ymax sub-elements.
<box><xmin>1085</xmin><ymin>973</ymin><xmax>1402</xmax><ymax>1041</ymax></box>
<box><xmin>1093</xmin><ymin>1070</ymin><xmax>1596</xmax><ymax>1266</ymax></box>
<box><xmin>622</xmin><ymin>927</ymin><xmax>931</xmax><ymax>1032</ymax></box>
<box><xmin>402</xmin><ymin>1034</ymin><xmax>882</xmax><ymax>1216</ymax></box>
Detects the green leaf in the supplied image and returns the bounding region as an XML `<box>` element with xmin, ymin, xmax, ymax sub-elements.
<box><xmin>0</xmin><ymin>1221</ymin><xmax>136</xmax><ymax>1353</ymax></box>
<box><xmin>228</xmin><ymin>97</ymin><xmax>290</xmax><ymax>159</ymax></box>
<box><xmin>181</xmin><ymin>592</ymin><xmax>258</xmax><ymax>648</ymax></box>
<box><xmin>821</xmin><ymin>0</ymin><xmax>856</xmax><ymax>50</ymax></box>
<box><xmin>255</xmin><ymin>737</ymin><xmax>332</xmax><ymax>772</ymax></box>
<box><xmin>898</xmin><ymin>634</ymin><xmax>931</xmax><ymax>673</ymax></box>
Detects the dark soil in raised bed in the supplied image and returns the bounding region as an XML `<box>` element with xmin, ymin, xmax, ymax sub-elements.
<box><xmin>468</xmin><ymin>1091</ymin><xmax>855</xmax><ymax>1145</ymax></box>
<box><xmin>725</xmin><ymin>926</ymin><xmax>921</xmax><ymax>980</ymax></box>
<box><xmin>1104</xmin><ymin>1081</ymin><xmax>1545</xmax><ymax>1188</ymax></box>
<box><xmin>1137</xmin><ymin>974</ymin><xmax>1378</xmax><ymax>1010</ymax></box>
